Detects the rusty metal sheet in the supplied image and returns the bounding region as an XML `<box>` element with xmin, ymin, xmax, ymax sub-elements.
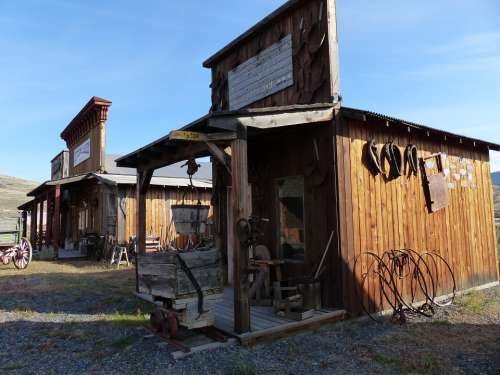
<box><xmin>427</xmin><ymin>173</ymin><xmax>449</xmax><ymax>212</ymax></box>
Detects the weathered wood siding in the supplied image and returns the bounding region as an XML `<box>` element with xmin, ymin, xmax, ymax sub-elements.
<box><xmin>247</xmin><ymin>124</ymin><xmax>340</xmax><ymax>306</ymax></box>
<box><xmin>137</xmin><ymin>249</ymin><xmax>224</xmax><ymax>299</ymax></box>
<box><xmin>60</xmin><ymin>179</ymin><xmax>102</xmax><ymax>243</ymax></box>
<box><xmin>209</xmin><ymin>0</ymin><xmax>335</xmax><ymax>111</ymax></box>
<box><xmin>68</xmin><ymin>123</ymin><xmax>104</xmax><ymax>176</ymax></box>
<box><xmin>122</xmin><ymin>186</ymin><xmax>212</xmax><ymax>249</ymax></box>
<box><xmin>336</xmin><ymin>114</ymin><xmax>499</xmax><ymax>315</ymax></box>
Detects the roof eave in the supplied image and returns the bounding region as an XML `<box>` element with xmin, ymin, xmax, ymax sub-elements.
<box><xmin>202</xmin><ymin>0</ymin><xmax>305</xmax><ymax>68</ymax></box>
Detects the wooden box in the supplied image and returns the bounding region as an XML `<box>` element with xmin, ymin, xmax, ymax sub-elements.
<box><xmin>137</xmin><ymin>248</ymin><xmax>224</xmax><ymax>300</ymax></box>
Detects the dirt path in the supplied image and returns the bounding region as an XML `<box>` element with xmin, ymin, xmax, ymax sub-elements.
<box><xmin>1</xmin><ymin>261</ymin><xmax>500</xmax><ymax>374</ymax></box>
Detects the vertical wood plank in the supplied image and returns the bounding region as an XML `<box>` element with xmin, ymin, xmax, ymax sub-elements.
<box><xmin>231</xmin><ymin>138</ymin><xmax>251</xmax><ymax>333</ymax></box>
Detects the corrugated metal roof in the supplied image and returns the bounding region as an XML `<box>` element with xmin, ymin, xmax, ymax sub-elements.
<box><xmin>29</xmin><ymin>173</ymin><xmax>211</xmax><ymax>196</ymax></box>
<box><xmin>45</xmin><ymin>174</ymin><xmax>95</xmax><ymax>186</ymax></box>
<box><xmin>342</xmin><ymin>107</ymin><xmax>500</xmax><ymax>152</ymax></box>
<box><xmin>105</xmin><ymin>154</ymin><xmax>213</xmax><ymax>180</ymax></box>
<box><xmin>94</xmin><ymin>174</ymin><xmax>212</xmax><ymax>188</ymax></box>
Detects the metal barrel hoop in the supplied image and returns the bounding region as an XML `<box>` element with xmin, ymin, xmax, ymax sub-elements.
<box><xmin>421</xmin><ymin>251</ymin><xmax>456</xmax><ymax>307</ymax></box>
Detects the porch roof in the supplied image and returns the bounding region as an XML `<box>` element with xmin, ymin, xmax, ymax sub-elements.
<box><xmin>116</xmin><ymin>104</ymin><xmax>500</xmax><ymax>171</ymax></box>
<box><xmin>18</xmin><ymin>199</ymin><xmax>35</xmax><ymax>211</ymax></box>
<box><xmin>27</xmin><ymin>173</ymin><xmax>211</xmax><ymax>197</ymax></box>
<box><xmin>116</xmin><ymin>103</ymin><xmax>336</xmax><ymax>170</ymax></box>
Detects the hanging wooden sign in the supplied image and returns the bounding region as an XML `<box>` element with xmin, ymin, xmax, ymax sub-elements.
<box><xmin>228</xmin><ymin>34</ymin><xmax>294</xmax><ymax>110</ymax></box>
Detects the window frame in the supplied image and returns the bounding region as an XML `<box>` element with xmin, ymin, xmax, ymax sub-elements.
<box><xmin>275</xmin><ymin>175</ymin><xmax>306</xmax><ymax>262</ymax></box>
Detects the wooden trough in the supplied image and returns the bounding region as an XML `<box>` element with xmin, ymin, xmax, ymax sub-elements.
<box><xmin>137</xmin><ymin>248</ymin><xmax>224</xmax><ymax>336</ymax></box>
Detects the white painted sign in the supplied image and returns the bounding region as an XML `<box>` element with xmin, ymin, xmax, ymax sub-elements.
<box><xmin>228</xmin><ymin>34</ymin><xmax>294</xmax><ymax>110</ymax></box>
<box><xmin>73</xmin><ymin>138</ymin><xmax>91</xmax><ymax>166</ymax></box>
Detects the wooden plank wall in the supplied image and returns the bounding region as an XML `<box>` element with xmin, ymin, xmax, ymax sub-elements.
<box><xmin>123</xmin><ymin>186</ymin><xmax>212</xmax><ymax>249</ymax></box>
<box><xmin>336</xmin><ymin>115</ymin><xmax>499</xmax><ymax>315</ymax></box>
<box><xmin>247</xmin><ymin>124</ymin><xmax>340</xmax><ymax>306</ymax></box>
<box><xmin>209</xmin><ymin>0</ymin><xmax>333</xmax><ymax>111</ymax></box>
<box><xmin>68</xmin><ymin>124</ymin><xmax>103</xmax><ymax>176</ymax></box>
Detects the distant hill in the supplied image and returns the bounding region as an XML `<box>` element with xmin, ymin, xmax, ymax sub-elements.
<box><xmin>493</xmin><ymin>171</ymin><xmax>500</xmax><ymax>187</ymax></box>
<box><xmin>494</xmin><ymin>185</ymin><xmax>499</xmax><ymax>219</ymax></box>
<box><xmin>0</xmin><ymin>175</ymin><xmax>38</xmax><ymax>229</ymax></box>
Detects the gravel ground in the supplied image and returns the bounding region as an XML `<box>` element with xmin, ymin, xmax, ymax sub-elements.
<box><xmin>1</xmin><ymin>261</ymin><xmax>500</xmax><ymax>375</ymax></box>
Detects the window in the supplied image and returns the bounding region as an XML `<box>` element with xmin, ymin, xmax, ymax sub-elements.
<box><xmin>276</xmin><ymin>176</ymin><xmax>305</xmax><ymax>261</ymax></box>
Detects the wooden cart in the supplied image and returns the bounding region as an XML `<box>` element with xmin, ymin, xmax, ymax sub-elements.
<box><xmin>0</xmin><ymin>223</ymin><xmax>32</xmax><ymax>269</ymax></box>
<box><xmin>136</xmin><ymin>247</ymin><xmax>224</xmax><ymax>338</ymax></box>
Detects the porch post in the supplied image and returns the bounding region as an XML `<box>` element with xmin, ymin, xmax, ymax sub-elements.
<box><xmin>21</xmin><ymin>210</ymin><xmax>28</xmax><ymax>238</ymax></box>
<box><xmin>53</xmin><ymin>185</ymin><xmax>61</xmax><ymax>257</ymax></box>
<box><xmin>45</xmin><ymin>191</ymin><xmax>52</xmax><ymax>249</ymax></box>
<box><xmin>136</xmin><ymin>168</ymin><xmax>153</xmax><ymax>292</ymax></box>
<box><xmin>38</xmin><ymin>199</ymin><xmax>44</xmax><ymax>249</ymax></box>
<box><xmin>231</xmin><ymin>137</ymin><xmax>251</xmax><ymax>333</ymax></box>
<box><xmin>136</xmin><ymin>169</ymin><xmax>153</xmax><ymax>255</ymax></box>
<box><xmin>30</xmin><ymin>200</ymin><xmax>37</xmax><ymax>246</ymax></box>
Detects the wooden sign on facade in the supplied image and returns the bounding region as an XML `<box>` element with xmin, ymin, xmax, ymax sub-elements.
<box><xmin>228</xmin><ymin>34</ymin><xmax>293</xmax><ymax>110</ymax></box>
<box><xmin>73</xmin><ymin>138</ymin><xmax>91</xmax><ymax>167</ymax></box>
<box><xmin>51</xmin><ymin>151</ymin><xmax>69</xmax><ymax>180</ymax></box>
<box><xmin>169</xmin><ymin>130</ymin><xmax>207</xmax><ymax>142</ymax></box>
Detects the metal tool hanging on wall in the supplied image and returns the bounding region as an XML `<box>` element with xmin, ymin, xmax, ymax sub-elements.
<box><xmin>365</xmin><ymin>139</ymin><xmax>404</xmax><ymax>179</ymax></box>
<box><xmin>382</xmin><ymin>141</ymin><xmax>402</xmax><ymax>179</ymax></box>
<box><xmin>367</xmin><ymin>139</ymin><xmax>383</xmax><ymax>175</ymax></box>
<box><xmin>181</xmin><ymin>158</ymin><xmax>201</xmax><ymax>187</ymax></box>
<box><xmin>366</xmin><ymin>140</ymin><xmax>420</xmax><ymax>179</ymax></box>
<box><xmin>404</xmin><ymin>144</ymin><xmax>419</xmax><ymax>176</ymax></box>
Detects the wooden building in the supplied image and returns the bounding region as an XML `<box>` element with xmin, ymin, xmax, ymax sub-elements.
<box><xmin>117</xmin><ymin>0</ymin><xmax>499</xmax><ymax>338</ymax></box>
<box><xmin>20</xmin><ymin>97</ymin><xmax>212</xmax><ymax>258</ymax></box>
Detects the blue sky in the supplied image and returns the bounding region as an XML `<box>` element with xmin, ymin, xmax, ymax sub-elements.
<box><xmin>1</xmin><ymin>0</ymin><xmax>499</xmax><ymax>182</ymax></box>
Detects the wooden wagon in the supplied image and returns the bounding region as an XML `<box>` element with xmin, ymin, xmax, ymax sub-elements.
<box><xmin>136</xmin><ymin>247</ymin><xmax>224</xmax><ymax>337</ymax></box>
<box><xmin>0</xmin><ymin>220</ymin><xmax>32</xmax><ymax>269</ymax></box>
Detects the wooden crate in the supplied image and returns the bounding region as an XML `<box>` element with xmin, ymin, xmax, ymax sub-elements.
<box><xmin>137</xmin><ymin>248</ymin><xmax>224</xmax><ymax>300</ymax></box>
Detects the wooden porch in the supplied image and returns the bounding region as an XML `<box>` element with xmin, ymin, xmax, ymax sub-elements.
<box><xmin>215</xmin><ymin>287</ymin><xmax>345</xmax><ymax>346</ymax></box>
<box><xmin>116</xmin><ymin>104</ymin><xmax>345</xmax><ymax>340</ymax></box>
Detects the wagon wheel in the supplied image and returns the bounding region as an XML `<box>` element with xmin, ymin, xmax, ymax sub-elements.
<box><xmin>150</xmin><ymin>310</ymin><xmax>178</xmax><ymax>339</ymax></box>
<box><xmin>1</xmin><ymin>250</ymin><xmax>10</xmax><ymax>265</ymax></box>
<box><xmin>150</xmin><ymin>310</ymin><xmax>164</xmax><ymax>333</ymax></box>
<box><xmin>14</xmin><ymin>238</ymin><xmax>32</xmax><ymax>270</ymax></box>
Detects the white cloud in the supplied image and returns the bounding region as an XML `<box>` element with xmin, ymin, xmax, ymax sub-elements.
<box><xmin>406</xmin><ymin>31</ymin><xmax>500</xmax><ymax>77</ymax></box>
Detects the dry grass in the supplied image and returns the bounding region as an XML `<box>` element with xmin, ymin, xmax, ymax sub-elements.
<box><xmin>0</xmin><ymin>260</ymin><xmax>132</xmax><ymax>276</ymax></box>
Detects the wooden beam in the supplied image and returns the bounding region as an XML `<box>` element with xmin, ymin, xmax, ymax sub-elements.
<box><xmin>135</xmin><ymin>142</ymin><xmax>210</xmax><ymax>172</ymax></box>
<box><xmin>169</xmin><ymin>130</ymin><xmax>237</xmax><ymax>142</ymax></box>
<box><xmin>52</xmin><ymin>185</ymin><xmax>61</xmax><ymax>257</ymax></box>
<box><xmin>30</xmin><ymin>200</ymin><xmax>37</xmax><ymax>246</ymax></box>
<box><xmin>45</xmin><ymin>191</ymin><xmax>52</xmax><ymax>250</ymax></box>
<box><xmin>238</xmin><ymin>310</ymin><xmax>345</xmax><ymax>346</ymax></box>
<box><xmin>38</xmin><ymin>199</ymin><xmax>44</xmax><ymax>249</ymax></box>
<box><xmin>326</xmin><ymin>0</ymin><xmax>341</xmax><ymax>101</ymax></box>
<box><xmin>205</xmin><ymin>142</ymin><xmax>232</xmax><ymax>175</ymax></box>
<box><xmin>21</xmin><ymin>211</ymin><xmax>27</xmax><ymax>238</ymax></box>
<box><xmin>208</xmin><ymin>108</ymin><xmax>334</xmax><ymax>131</ymax></box>
<box><xmin>139</xmin><ymin>169</ymin><xmax>153</xmax><ymax>195</ymax></box>
<box><xmin>231</xmin><ymin>138</ymin><xmax>251</xmax><ymax>334</ymax></box>
<box><xmin>136</xmin><ymin>168</ymin><xmax>152</xmax><ymax>255</ymax></box>
<box><xmin>136</xmin><ymin>168</ymin><xmax>153</xmax><ymax>294</ymax></box>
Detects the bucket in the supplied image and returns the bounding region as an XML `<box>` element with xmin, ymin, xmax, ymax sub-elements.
<box><xmin>171</xmin><ymin>204</ymin><xmax>210</xmax><ymax>235</ymax></box>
